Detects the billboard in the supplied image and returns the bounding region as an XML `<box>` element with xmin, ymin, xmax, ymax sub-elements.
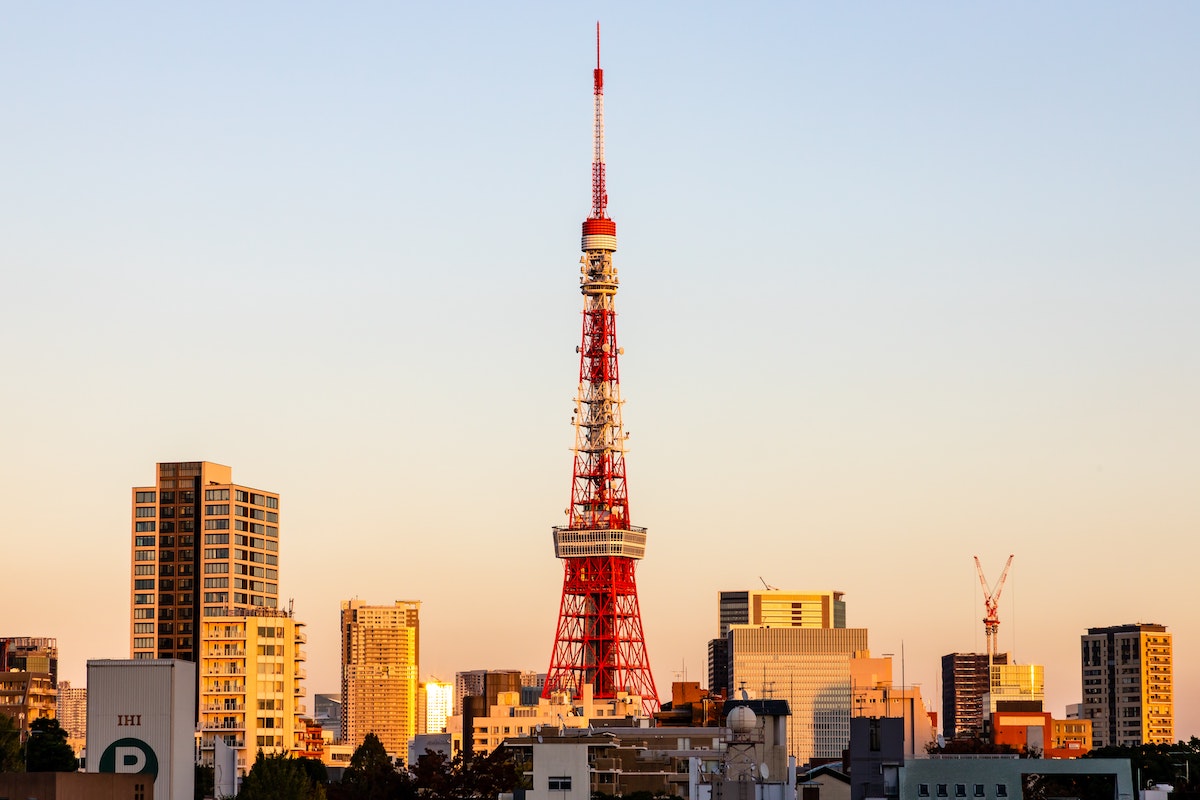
<box><xmin>87</xmin><ymin>659</ymin><xmax>195</xmax><ymax>800</ymax></box>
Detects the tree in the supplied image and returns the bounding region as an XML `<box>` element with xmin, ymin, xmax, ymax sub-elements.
<box><xmin>1085</xmin><ymin>740</ymin><xmax>1200</xmax><ymax>791</ymax></box>
<box><xmin>236</xmin><ymin>750</ymin><xmax>326</xmax><ymax>800</ymax></box>
<box><xmin>23</xmin><ymin>717</ymin><xmax>78</xmax><ymax>772</ymax></box>
<box><xmin>196</xmin><ymin>764</ymin><xmax>215</xmax><ymax>800</ymax></box>
<box><xmin>330</xmin><ymin>733</ymin><xmax>413</xmax><ymax>800</ymax></box>
<box><xmin>0</xmin><ymin>714</ymin><xmax>21</xmax><ymax>772</ymax></box>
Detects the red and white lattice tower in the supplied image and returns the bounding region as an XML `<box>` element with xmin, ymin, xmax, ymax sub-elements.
<box><xmin>542</xmin><ymin>24</ymin><xmax>659</xmax><ymax>716</ymax></box>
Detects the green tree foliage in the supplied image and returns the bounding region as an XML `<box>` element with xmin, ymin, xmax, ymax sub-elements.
<box><xmin>410</xmin><ymin>748</ymin><xmax>525</xmax><ymax>800</ymax></box>
<box><xmin>23</xmin><ymin>717</ymin><xmax>78</xmax><ymax>772</ymax></box>
<box><xmin>330</xmin><ymin>733</ymin><xmax>413</xmax><ymax>800</ymax></box>
<box><xmin>236</xmin><ymin>750</ymin><xmax>326</xmax><ymax>800</ymax></box>
<box><xmin>0</xmin><ymin>714</ymin><xmax>22</xmax><ymax>772</ymax></box>
<box><xmin>196</xmin><ymin>764</ymin><xmax>215</xmax><ymax>800</ymax></box>
<box><xmin>1084</xmin><ymin>739</ymin><xmax>1200</xmax><ymax>791</ymax></box>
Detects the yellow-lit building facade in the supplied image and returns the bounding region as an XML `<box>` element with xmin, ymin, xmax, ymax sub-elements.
<box><xmin>198</xmin><ymin>610</ymin><xmax>308</xmax><ymax>775</ymax></box>
<box><xmin>419</xmin><ymin>680</ymin><xmax>455</xmax><ymax>734</ymax></box>
<box><xmin>341</xmin><ymin>600</ymin><xmax>420</xmax><ymax>756</ymax></box>
<box><xmin>130</xmin><ymin>461</ymin><xmax>281</xmax><ymax>664</ymax></box>
<box><xmin>985</xmin><ymin>663</ymin><xmax>1045</xmax><ymax>711</ymax></box>
<box><xmin>719</xmin><ymin>589</ymin><xmax>846</xmax><ymax>636</ymax></box>
<box><xmin>1081</xmin><ymin>623</ymin><xmax>1173</xmax><ymax>747</ymax></box>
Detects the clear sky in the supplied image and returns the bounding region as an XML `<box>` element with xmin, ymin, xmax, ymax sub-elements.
<box><xmin>2</xmin><ymin>2</ymin><xmax>1197</xmax><ymax>738</ymax></box>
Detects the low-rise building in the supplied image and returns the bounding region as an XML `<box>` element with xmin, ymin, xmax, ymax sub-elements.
<box><xmin>894</xmin><ymin>756</ymin><xmax>1132</xmax><ymax>800</ymax></box>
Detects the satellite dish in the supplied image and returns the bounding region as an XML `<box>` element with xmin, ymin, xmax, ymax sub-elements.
<box><xmin>760</xmin><ymin>763</ymin><xmax>770</xmax><ymax>780</ymax></box>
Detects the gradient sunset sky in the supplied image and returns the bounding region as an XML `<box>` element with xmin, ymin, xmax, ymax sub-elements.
<box><xmin>2</xmin><ymin>3</ymin><xmax>1197</xmax><ymax>737</ymax></box>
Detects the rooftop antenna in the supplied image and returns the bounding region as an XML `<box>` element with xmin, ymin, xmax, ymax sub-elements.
<box><xmin>759</xmin><ymin>576</ymin><xmax>779</xmax><ymax>591</ymax></box>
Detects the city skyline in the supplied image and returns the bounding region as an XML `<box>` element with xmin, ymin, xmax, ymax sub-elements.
<box><xmin>1</xmin><ymin>3</ymin><xmax>1197</xmax><ymax>740</ymax></box>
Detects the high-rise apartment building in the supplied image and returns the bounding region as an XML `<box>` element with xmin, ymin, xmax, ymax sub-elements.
<box><xmin>341</xmin><ymin>600</ymin><xmax>420</xmax><ymax>756</ymax></box>
<box><xmin>130</xmin><ymin>462</ymin><xmax>280</xmax><ymax>663</ymax></box>
<box><xmin>1081</xmin><ymin>623</ymin><xmax>1173</xmax><ymax>747</ymax></box>
<box><xmin>197</xmin><ymin>610</ymin><xmax>308</xmax><ymax>775</ymax></box>
<box><xmin>941</xmin><ymin>652</ymin><xmax>1009</xmax><ymax>740</ymax></box>
<box><xmin>729</xmin><ymin>625</ymin><xmax>868</xmax><ymax>768</ymax></box>
<box><xmin>55</xmin><ymin>679</ymin><xmax>87</xmax><ymax>748</ymax></box>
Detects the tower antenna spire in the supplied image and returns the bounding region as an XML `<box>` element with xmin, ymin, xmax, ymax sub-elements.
<box><xmin>591</xmin><ymin>21</ymin><xmax>607</xmax><ymax>220</ymax></box>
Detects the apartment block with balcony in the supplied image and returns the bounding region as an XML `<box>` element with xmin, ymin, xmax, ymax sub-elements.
<box><xmin>130</xmin><ymin>461</ymin><xmax>281</xmax><ymax>664</ymax></box>
<box><xmin>1081</xmin><ymin>623</ymin><xmax>1173</xmax><ymax>747</ymax></box>
<box><xmin>198</xmin><ymin>609</ymin><xmax>308</xmax><ymax>776</ymax></box>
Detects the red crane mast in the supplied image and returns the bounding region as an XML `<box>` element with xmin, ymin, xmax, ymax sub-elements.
<box><xmin>974</xmin><ymin>554</ymin><xmax>1014</xmax><ymax>674</ymax></box>
<box><xmin>543</xmin><ymin>24</ymin><xmax>659</xmax><ymax>716</ymax></box>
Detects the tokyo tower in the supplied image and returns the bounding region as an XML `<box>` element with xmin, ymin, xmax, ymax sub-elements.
<box><xmin>542</xmin><ymin>25</ymin><xmax>659</xmax><ymax>716</ymax></box>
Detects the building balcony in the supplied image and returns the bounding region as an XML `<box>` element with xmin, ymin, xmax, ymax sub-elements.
<box><xmin>200</xmin><ymin>739</ymin><xmax>245</xmax><ymax>750</ymax></box>
<box><xmin>294</xmin><ymin>686</ymin><xmax>306</xmax><ymax>696</ymax></box>
<box><xmin>202</xmin><ymin>703</ymin><xmax>246</xmax><ymax>712</ymax></box>
<box><xmin>210</xmin><ymin>684</ymin><xmax>246</xmax><ymax>694</ymax></box>
<box><xmin>295</xmin><ymin>631</ymin><xmax>307</xmax><ymax>644</ymax></box>
<box><xmin>208</xmin><ymin>630</ymin><xmax>247</xmax><ymax>640</ymax></box>
<box><xmin>295</xmin><ymin>668</ymin><xmax>307</xmax><ymax>680</ymax></box>
<box><xmin>203</xmin><ymin>721</ymin><xmax>246</xmax><ymax>731</ymax></box>
<box><xmin>206</xmin><ymin>668</ymin><xmax>246</xmax><ymax>676</ymax></box>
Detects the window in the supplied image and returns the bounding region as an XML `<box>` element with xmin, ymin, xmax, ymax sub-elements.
<box><xmin>204</xmin><ymin>562</ymin><xmax>229</xmax><ymax>574</ymax></box>
<box><xmin>955</xmin><ymin>785</ymin><xmax>966</xmax><ymax>798</ymax></box>
<box><xmin>204</xmin><ymin>548</ymin><xmax>230</xmax><ymax>559</ymax></box>
<box><xmin>205</xmin><ymin>533</ymin><xmax>230</xmax><ymax>544</ymax></box>
<box><xmin>918</xmin><ymin>786</ymin><xmax>930</xmax><ymax>798</ymax></box>
<box><xmin>266</xmin><ymin>497</ymin><xmax>278</xmax><ymax>509</ymax></box>
<box><xmin>135</xmin><ymin>535</ymin><xmax>156</xmax><ymax>547</ymax></box>
<box><xmin>205</xmin><ymin>519</ymin><xmax>230</xmax><ymax>530</ymax></box>
<box><xmin>134</xmin><ymin>594</ymin><xmax>153</xmax><ymax>605</ymax></box>
<box><xmin>135</xmin><ymin>550</ymin><xmax>156</xmax><ymax>561</ymax></box>
<box><xmin>135</xmin><ymin>491</ymin><xmax>156</xmax><ymax>503</ymax></box>
<box><xmin>205</xmin><ymin>504</ymin><xmax>230</xmax><ymax>516</ymax></box>
<box><xmin>235</xmin><ymin>490</ymin><xmax>249</xmax><ymax>502</ymax></box>
<box><xmin>133</xmin><ymin>637</ymin><xmax>154</xmax><ymax>648</ymax></box>
<box><xmin>135</xmin><ymin>521</ymin><xmax>156</xmax><ymax>532</ymax></box>
<box><xmin>135</xmin><ymin>506</ymin><xmax>156</xmax><ymax>517</ymax></box>
<box><xmin>548</xmin><ymin>777</ymin><xmax>572</xmax><ymax>791</ymax></box>
<box><xmin>937</xmin><ymin>786</ymin><xmax>948</xmax><ymax>798</ymax></box>
<box><xmin>205</xmin><ymin>489</ymin><xmax>230</xmax><ymax>501</ymax></box>
<box><xmin>996</xmin><ymin>786</ymin><xmax>1008</xmax><ymax>798</ymax></box>
<box><xmin>134</xmin><ymin>579</ymin><xmax>155</xmax><ymax>590</ymax></box>
<box><xmin>973</xmin><ymin>786</ymin><xmax>984</xmax><ymax>798</ymax></box>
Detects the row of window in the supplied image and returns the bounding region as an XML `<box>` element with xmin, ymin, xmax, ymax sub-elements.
<box><xmin>917</xmin><ymin>784</ymin><xmax>1008</xmax><ymax>798</ymax></box>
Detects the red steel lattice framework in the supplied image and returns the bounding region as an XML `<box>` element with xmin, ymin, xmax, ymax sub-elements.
<box><xmin>542</xmin><ymin>25</ymin><xmax>659</xmax><ymax>716</ymax></box>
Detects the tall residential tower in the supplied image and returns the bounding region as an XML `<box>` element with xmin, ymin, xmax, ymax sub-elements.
<box><xmin>130</xmin><ymin>461</ymin><xmax>280</xmax><ymax>662</ymax></box>
<box><xmin>542</xmin><ymin>26</ymin><xmax>658</xmax><ymax>715</ymax></box>
<box><xmin>341</xmin><ymin>600</ymin><xmax>420</xmax><ymax>756</ymax></box>
<box><xmin>1081</xmin><ymin>623</ymin><xmax>1173</xmax><ymax>747</ymax></box>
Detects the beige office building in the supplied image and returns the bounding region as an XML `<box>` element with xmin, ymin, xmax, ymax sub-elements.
<box><xmin>130</xmin><ymin>461</ymin><xmax>280</xmax><ymax>663</ymax></box>
<box><xmin>718</xmin><ymin>589</ymin><xmax>846</xmax><ymax>637</ymax></box>
<box><xmin>341</xmin><ymin>600</ymin><xmax>420</xmax><ymax>756</ymax></box>
<box><xmin>728</xmin><ymin>625</ymin><xmax>868</xmax><ymax>768</ymax></box>
<box><xmin>1081</xmin><ymin>623</ymin><xmax>1173</xmax><ymax>747</ymax></box>
<box><xmin>198</xmin><ymin>609</ymin><xmax>309</xmax><ymax>776</ymax></box>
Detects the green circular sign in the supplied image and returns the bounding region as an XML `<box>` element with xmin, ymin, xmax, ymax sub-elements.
<box><xmin>98</xmin><ymin>737</ymin><xmax>159</xmax><ymax>778</ymax></box>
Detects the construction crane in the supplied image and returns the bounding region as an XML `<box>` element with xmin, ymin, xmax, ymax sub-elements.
<box><xmin>974</xmin><ymin>554</ymin><xmax>1014</xmax><ymax>674</ymax></box>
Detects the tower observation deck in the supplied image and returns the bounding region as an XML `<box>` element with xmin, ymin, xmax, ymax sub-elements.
<box><xmin>542</xmin><ymin>25</ymin><xmax>659</xmax><ymax>716</ymax></box>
